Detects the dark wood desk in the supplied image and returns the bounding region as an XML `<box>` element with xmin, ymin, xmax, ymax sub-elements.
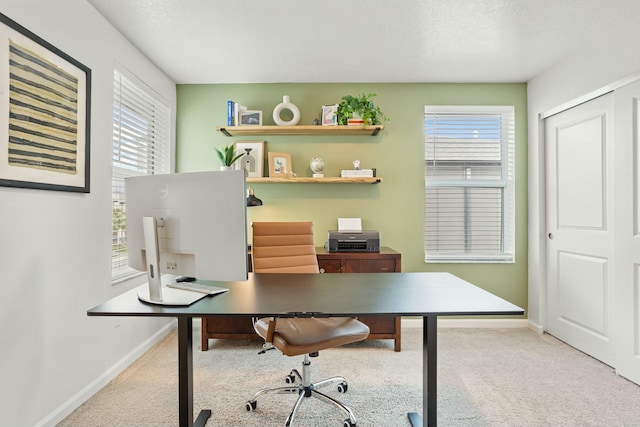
<box><xmin>88</xmin><ymin>272</ymin><xmax>523</xmax><ymax>427</ymax></box>
<box><xmin>201</xmin><ymin>247</ymin><xmax>402</xmax><ymax>351</ymax></box>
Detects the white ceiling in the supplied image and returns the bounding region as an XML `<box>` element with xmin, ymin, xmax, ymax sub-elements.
<box><xmin>86</xmin><ymin>0</ymin><xmax>640</xmax><ymax>84</ymax></box>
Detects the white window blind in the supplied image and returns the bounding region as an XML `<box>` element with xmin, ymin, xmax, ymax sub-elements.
<box><xmin>112</xmin><ymin>69</ymin><xmax>170</xmax><ymax>281</ymax></box>
<box><xmin>424</xmin><ymin>105</ymin><xmax>515</xmax><ymax>262</ymax></box>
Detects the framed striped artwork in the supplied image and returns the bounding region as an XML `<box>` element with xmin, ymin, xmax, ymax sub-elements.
<box><xmin>0</xmin><ymin>12</ymin><xmax>91</xmax><ymax>193</ymax></box>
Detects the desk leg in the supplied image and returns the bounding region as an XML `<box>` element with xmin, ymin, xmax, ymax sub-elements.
<box><xmin>177</xmin><ymin>317</ymin><xmax>212</xmax><ymax>427</ymax></box>
<box><xmin>407</xmin><ymin>315</ymin><xmax>437</xmax><ymax>427</ymax></box>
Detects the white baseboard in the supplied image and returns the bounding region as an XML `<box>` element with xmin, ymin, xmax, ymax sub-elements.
<box><xmin>401</xmin><ymin>317</ymin><xmax>530</xmax><ymax>329</ymax></box>
<box><xmin>527</xmin><ymin>320</ymin><xmax>545</xmax><ymax>334</ymax></box>
<box><xmin>36</xmin><ymin>321</ymin><xmax>176</xmax><ymax>427</ymax></box>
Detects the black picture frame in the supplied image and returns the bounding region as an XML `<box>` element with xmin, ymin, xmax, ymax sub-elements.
<box><xmin>0</xmin><ymin>12</ymin><xmax>91</xmax><ymax>193</ymax></box>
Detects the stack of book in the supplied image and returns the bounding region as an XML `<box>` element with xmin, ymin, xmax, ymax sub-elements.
<box><xmin>347</xmin><ymin>118</ymin><xmax>365</xmax><ymax>126</ymax></box>
<box><xmin>341</xmin><ymin>169</ymin><xmax>376</xmax><ymax>178</ymax></box>
<box><xmin>227</xmin><ymin>100</ymin><xmax>247</xmax><ymax>126</ymax></box>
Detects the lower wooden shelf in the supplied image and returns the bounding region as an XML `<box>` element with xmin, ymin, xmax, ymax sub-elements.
<box><xmin>247</xmin><ymin>177</ymin><xmax>382</xmax><ymax>184</ymax></box>
<box><xmin>201</xmin><ymin>247</ymin><xmax>402</xmax><ymax>352</ymax></box>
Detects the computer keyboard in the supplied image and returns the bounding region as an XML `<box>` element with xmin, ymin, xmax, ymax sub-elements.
<box><xmin>166</xmin><ymin>282</ymin><xmax>229</xmax><ymax>295</ymax></box>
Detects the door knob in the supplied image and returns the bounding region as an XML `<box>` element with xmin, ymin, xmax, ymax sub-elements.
<box><xmin>548</xmin><ymin>233</ymin><xmax>554</xmax><ymax>239</ymax></box>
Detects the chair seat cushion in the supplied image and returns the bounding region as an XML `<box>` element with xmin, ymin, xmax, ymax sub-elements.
<box><xmin>255</xmin><ymin>317</ymin><xmax>370</xmax><ymax>357</ymax></box>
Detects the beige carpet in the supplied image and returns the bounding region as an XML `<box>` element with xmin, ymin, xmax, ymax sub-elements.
<box><xmin>59</xmin><ymin>325</ymin><xmax>640</xmax><ymax>427</ymax></box>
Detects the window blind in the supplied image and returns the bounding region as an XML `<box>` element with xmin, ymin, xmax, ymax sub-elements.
<box><xmin>111</xmin><ymin>69</ymin><xmax>170</xmax><ymax>281</ymax></box>
<box><xmin>424</xmin><ymin>105</ymin><xmax>515</xmax><ymax>262</ymax></box>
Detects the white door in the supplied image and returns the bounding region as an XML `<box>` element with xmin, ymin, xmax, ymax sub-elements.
<box><xmin>545</xmin><ymin>94</ymin><xmax>615</xmax><ymax>366</ymax></box>
<box><xmin>613</xmin><ymin>80</ymin><xmax>640</xmax><ymax>384</ymax></box>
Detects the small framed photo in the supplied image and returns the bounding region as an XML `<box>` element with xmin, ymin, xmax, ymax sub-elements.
<box><xmin>268</xmin><ymin>152</ymin><xmax>292</xmax><ymax>177</ymax></box>
<box><xmin>322</xmin><ymin>104</ymin><xmax>338</xmax><ymax>126</ymax></box>
<box><xmin>234</xmin><ymin>140</ymin><xmax>265</xmax><ymax>178</ymax></box>
<box><xmin>239</xmin><ymin>110</ymin><xmax>262</xmax><ymax>126</ymax></box>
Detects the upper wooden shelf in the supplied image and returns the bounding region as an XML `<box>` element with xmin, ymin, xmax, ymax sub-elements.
<box><xmin>217</xmin><ymin>125</ymin><xmax>384</xmax><ymax>137</ymax></box>
<box><xmin>247</xmin><ymin>177</ymin><xmax>382</xmax><ymax>184</ymax></box>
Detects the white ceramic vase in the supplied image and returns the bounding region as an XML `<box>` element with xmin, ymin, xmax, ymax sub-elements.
<box><xmin>273</xmin><ymin>95</ymin><xmax>300</xmax><ymax>126</ymax></box>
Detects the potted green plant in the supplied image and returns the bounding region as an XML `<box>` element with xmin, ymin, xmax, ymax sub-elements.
<box><xmin>336</xmin><ymin>93</ymin><xmax>388</xmax><ymax>126</ymax></box>
<box><xmin>215</xmin><ymin>145</ymin><xmax>244</xmax><ymax>170</ymax></box>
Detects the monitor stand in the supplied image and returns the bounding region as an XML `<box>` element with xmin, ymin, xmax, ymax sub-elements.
<box><xmin>137</xmin><ymin>216</ymin><xmax>206</xmax><ymax>306</ymax></box>
<box><xmin>137</xmin><ymin>285</ymin><xmax>207</xmax><ymax>306</ymax></box>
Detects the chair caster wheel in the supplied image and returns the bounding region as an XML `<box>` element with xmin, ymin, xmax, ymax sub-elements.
<box><xmin>343</xmin><ymin>419</ymin><xmax>356</xmax><ymax>427</ymax></box>
<box><xmin>245</xmin><ymin>400</ymin><xmax>257</xmax><ymax>411</ymax></box>
<box><xmin>285</xmin><ymin>374</ymin><xmax>296</xmax><ymax>384</ymax></box>
<box><xmin>337</xmin><ymin>381</ymin><xmax>348</xmax><ymax>393</ymax></box>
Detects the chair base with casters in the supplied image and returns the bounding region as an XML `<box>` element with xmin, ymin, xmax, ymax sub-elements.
<box><xmin>246</xmin><ymin>316</ymin><xmax>370</xmax><ymax>427</ymax></box>
<box><xmin>246</xmin><ymin>352</ymin><xmax>357</xmax><ymax>427</ymax></box>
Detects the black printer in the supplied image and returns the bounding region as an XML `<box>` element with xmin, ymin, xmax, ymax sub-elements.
<box><xmin>327</xmin><ymin>230</ymin><xmax>380</xmax><ymax>252</ymax></box>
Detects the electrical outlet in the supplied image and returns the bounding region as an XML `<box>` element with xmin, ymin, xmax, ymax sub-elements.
<box><xmin>166</xmin><ymin>262</ymin><xmax>177</xmax><ymax>270</ymax></box>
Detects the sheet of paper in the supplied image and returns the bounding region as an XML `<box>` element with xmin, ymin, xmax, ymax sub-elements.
<box><xmin>338</xmin><ymin>218</ymin><xmax>362</xmax><ymax>232</ymax></box>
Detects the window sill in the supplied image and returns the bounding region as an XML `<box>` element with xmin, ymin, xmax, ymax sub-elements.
<box><xmin>425</xmin><ymin>256</ymin><xmax>514</xmax><ymax>264</ymax></box>
<box><xmin>111</xmin><ymin>269</ymin><xmax>145</xmax><ymax>286</ymax></box>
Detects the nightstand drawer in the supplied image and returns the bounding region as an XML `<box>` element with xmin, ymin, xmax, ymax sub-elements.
<box><xmin>345</xmin><ymin>258</ymin><xmax>397</xmax><ymax>273</ymax></box>
<box><xmin>318</xmin><ymin>259</ymin><xmax>341</xmax><ymax>273</ymax></box>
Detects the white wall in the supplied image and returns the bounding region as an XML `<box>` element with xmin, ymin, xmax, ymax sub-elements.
<box><xmin>527</xmin><ymin>20</ymin><xmax>640</xmax><ymax>329</ymax></box>
<box><xmin>0</xmin><ymin>1</ymin><xmax>176</xmax><ymax>426</ymax></box>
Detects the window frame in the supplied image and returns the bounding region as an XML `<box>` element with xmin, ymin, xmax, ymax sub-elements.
<box><xmin>424</xmin><ymin>105</ymin><xmax>515</xmax><ymax>263</ymax></box>
<box><xmin>111</xmin><ymin>68</ymin><xmax>171</xmax><ymax>283</ymax></box>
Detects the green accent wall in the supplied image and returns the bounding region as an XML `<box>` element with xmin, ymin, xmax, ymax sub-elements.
<box><xmin>176</xmin><ymin>83</ymin><xmax>528</xmax><ymax>315</ymax></box>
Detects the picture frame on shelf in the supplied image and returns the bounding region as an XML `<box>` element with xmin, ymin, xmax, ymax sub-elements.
<box><xmin>0</xmin><ymin>12</ymin><xmax>91</xmax><ymax>193</ymax></box>
<box><xmin>268</xmin><ymin>152</ymin><xmax>292</xmax><ymax>177</ymax></box>
<box><xmin>234</xmin><ymin>140</ymin><xmax>264</xmax><ymax>178</ymax></box>
<box><xmin>239</xmin><ymin>110</ymin><xmax>262</xmax><ymax>126</ymax></box>
<box><xmin>322</xmin><ymin>104</ymin><xmax>338</xmax><ymax>126</ymax></box>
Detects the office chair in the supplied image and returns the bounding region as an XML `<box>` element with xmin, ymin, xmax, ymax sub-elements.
<box><xmin>246</xmin><ymin>221</ymin><xmax>370</xmax><ymax>427</ymax></box>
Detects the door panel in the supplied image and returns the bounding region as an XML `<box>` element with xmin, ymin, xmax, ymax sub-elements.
<box><xmin>556</xmin><ymin>115</ymin><xmax>605</xmax><ymax>229</ymax></box>
<box><xmin>545</xmin><ymin>94</ymin><xmax>615</xmax><ymax>366</ymax></box>
<box><xmin>557</xmin><ymin>252</ymin><xmax>608</xmax><ymax>337</ymax></box>
<box><xmin>613</xmin><ymin>81</ymin><xmax>640</xmax><ymax>384</ymax></box>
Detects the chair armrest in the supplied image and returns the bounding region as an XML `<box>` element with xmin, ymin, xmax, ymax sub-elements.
<box><xmin>252</xmin><ymin>316</ymin><xmax>278</xmax><ymax>344</ymax></box>
<box><xmin>265</xmin><ymin>318</ymin><xmax>277</xmax><ymax>343</ymax></box>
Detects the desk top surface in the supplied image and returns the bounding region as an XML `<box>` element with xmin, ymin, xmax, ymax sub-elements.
<box><xmin>88</xmin><ymin>272</ymin><xmax>524</xmax><ymax>318</ymax></box>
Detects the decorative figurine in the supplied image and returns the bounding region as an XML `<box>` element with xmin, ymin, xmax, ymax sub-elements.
<box><xmin>353</xmin><ymin>160</ymin><xmax>360</xmax><ymax>170</ymax></box>
<box><xmin>310</xmin><ymin>157</ymin><xmax>325</xmax><ymax>178</ymax></box>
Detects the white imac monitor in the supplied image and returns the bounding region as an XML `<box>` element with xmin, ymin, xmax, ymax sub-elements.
<box><xmin>125</xmin><ymin>170</ymin><xmax>248</xmax><ymax>305</ymax></box>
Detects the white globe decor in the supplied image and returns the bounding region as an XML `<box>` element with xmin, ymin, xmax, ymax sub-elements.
<box><xmin>272</xmin><ymin>95</ymin><xmax>300</xmax><ymax>126</ymax></box>
<box><xmin>310</xmin><ymin>157</ymin><xmax>325</xmax><ymax>178</ymax></box>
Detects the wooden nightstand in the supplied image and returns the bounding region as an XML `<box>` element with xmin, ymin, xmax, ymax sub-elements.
<box><xmin>315</xmin><ymin>247</ymin><xmax>402</xmax><ymax>352</ymax></box>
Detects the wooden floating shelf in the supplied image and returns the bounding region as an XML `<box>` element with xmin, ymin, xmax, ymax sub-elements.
<box><xmin>217</xmin><ymin>125</ymin><xmax>384</xmax><ymax>137</ymax></box>
<box><xmin>246</xmin><ymin>177</ymin><xmax>382</xmax><ymax>184</ymax></box>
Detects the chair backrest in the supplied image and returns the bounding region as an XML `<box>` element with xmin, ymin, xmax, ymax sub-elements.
<box><xmin>251</xmin><ymin>222</ymin><xmax>320</xmax><ymax>274</ymax></box>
